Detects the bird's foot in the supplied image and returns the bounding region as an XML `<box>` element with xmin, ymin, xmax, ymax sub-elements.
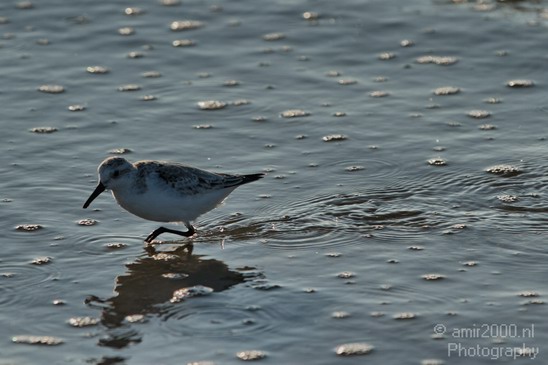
<box><xmin>144</xmin><ymin>225</ymin><xmax>195</xmax><ymax>243</ymax></box>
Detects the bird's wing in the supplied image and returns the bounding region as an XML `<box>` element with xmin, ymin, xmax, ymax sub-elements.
<box><xmin>137</xmin><ymin>161</ymin><xmax>240</xmax><ymax>195</ymax></box>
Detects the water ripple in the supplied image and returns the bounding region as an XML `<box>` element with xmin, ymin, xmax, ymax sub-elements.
<box><xmin>159</xmin><ymin>299</ymin><xmax>281</xmax><ymax>338</ymax></box>
<box><xmin>205</xmin><ymin>185</ymin><xmax>429</xmax><ymax>249</ymax></box>
<box><xmin>0</xmin><ymin>262</ymin><xmax>59</xmax><ymax>308</ymax></box>
<box><xmin>197</xmin><ymin>154</ymin><xmax>546</xmax><ymax>250</ymax></box>
<box><xmin>72</xmin><ymin>234</ymin><xmax>138</xmax><ymax>256</ymax></box>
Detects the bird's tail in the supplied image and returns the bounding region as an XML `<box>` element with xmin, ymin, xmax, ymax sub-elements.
<box><xmin>220</xmin><ymin>172</ymin><xmax>264</xmax><ymax>188</ymax></box>
<box><xmin>240</xmin><ymin>173</ymin><xmax>265</xmax><ymax>184</ymax></box>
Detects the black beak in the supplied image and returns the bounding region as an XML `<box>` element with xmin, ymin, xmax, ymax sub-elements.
<box><xmin>83</xmin><ymin>182</ymin><xmax>106</xmax><ymax>209</ymax></box>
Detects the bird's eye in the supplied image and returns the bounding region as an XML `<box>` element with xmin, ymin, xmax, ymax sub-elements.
<box><xmin>112</xmin><ymin>170</ymin><xmax>120</xmax><ymax>178</ymax></box>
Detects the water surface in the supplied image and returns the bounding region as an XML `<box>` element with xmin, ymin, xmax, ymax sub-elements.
<box><xmin>1</xmin><ymin>0</ymin><xmax>547</xmax><ymax>364</ymax></box>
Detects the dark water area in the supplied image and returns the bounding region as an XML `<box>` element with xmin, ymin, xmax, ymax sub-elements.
<box><xmin>1</xmin><ymin>0</ymin><xmax>547</xmax><ymax>364</ymax></box>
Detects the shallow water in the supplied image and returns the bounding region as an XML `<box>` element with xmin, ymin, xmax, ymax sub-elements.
<box><xmin>1</xmin><ymin>0</ymin><xmax>547</xmax><ymax>364</ymax></box>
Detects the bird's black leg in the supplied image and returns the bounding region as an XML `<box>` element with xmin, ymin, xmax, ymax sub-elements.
<box><xmin>145</xmin><ymin>225</ymin><xmax>195</xmax><ymax>243</ymax></box>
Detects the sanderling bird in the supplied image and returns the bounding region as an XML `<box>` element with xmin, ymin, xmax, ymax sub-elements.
<box><xmin>83</xmin><ymin>157</ymin><xmax>264</xmax><ymax>242</ymax></box>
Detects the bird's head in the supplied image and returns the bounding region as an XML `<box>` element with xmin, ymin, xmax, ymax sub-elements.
<box><xmin>83</xmin><ymin>157</ymin><xmax>134</xmax><ymax>209</ymax></box>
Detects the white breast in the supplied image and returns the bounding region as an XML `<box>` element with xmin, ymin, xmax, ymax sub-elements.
<box><xmin>111</xmin><ymin>186</ymin><xmax>236</xmax><ymax>224</ymax></box>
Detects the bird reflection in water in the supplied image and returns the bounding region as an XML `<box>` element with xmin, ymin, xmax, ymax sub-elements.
<box><xmin>86</xmin><ymin>243</ymin><xmax>246</xmax><ymax>349</ymax></box>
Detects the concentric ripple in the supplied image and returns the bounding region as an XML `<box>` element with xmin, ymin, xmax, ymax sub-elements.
<box><xmin>249</xmin><ymin>193</ymin><xmax>363</xmax><ymax>249</ymax></box>
<box><xmin>159</xmin><ymin>300</ymin><xmax>281</xmax><ymax>338</ymax></box>
<box><xmin>72</xmin><ymin>233</ymin><xmax>138</xmax><ymax>256</ymax></box>
<box><xmin>245</xmin><ymin>180</ymin><xmax>432</xmax><ymax>248</ymax></box>
<box><xmin>401</xmin><ymin>161</ymin><xmax>548</xmax><ymax>234</ymax></box>
<box><xmin>0</xmin><ymin>262</ymin><xmax>59</xmax><ymax>308</ymax></box>
<box><xmin>113</xmin><ymin>154</ymin><xmax>546</xmax><ymax>252</ymax></box>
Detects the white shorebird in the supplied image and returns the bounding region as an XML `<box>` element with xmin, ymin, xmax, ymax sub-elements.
<box><xmin>83</xmin><ymin>157</ymin><xmax>264</xmax><ymax>242</ymax></box>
